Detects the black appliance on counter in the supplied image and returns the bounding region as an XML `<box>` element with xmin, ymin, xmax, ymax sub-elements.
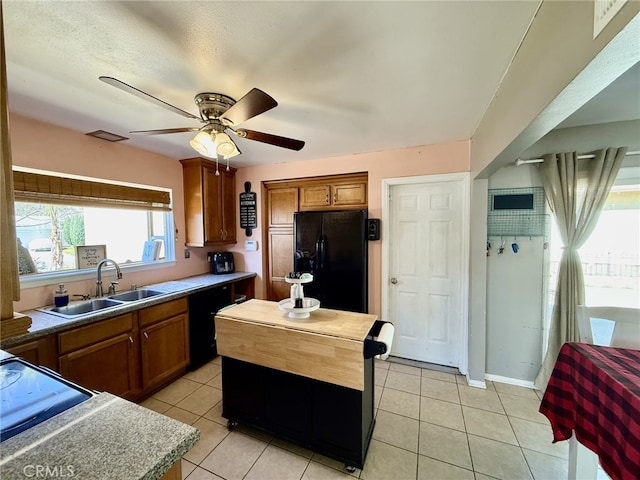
<box><xmin>0</xmin><ymin>357</ymin><xmax>94</xmax><ymax>442</ymax></box>
<box><xmin>294</xmin><ymin>209</ymin><xmax>368</xmax><ymax>313</ymax></box>
<box><xmin>209</xmin><ymin>252</ymin><xmax>235</xmax><ymax>274</ymax></box>
<box><xmin>188</xmin><ymin>286</ymin><xmax>234</xmax><ymax>369</ymax></box>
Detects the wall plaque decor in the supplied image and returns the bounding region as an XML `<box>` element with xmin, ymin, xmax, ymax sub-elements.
<box><xmin>239</xmin><ymin>181</ymin><xmax>257</xmax><ymax>236</ymax></box>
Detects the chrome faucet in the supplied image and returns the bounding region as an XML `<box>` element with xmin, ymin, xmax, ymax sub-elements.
<box><xmin>96</xmin><ymin>258</ymin><xmax>123</xmax><ymax>297</ymax></box>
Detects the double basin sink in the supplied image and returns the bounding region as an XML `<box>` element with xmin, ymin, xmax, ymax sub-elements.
<box><xmin>38</xmin><ymin>289</ymin><xmax>166</xmax><ymax>319</ymax></box>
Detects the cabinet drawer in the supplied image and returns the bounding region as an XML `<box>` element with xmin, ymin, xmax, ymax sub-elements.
<box><xmin>139</xmin><ymin>297</ymin><xmax>188</xmax><ymax>327</ymax></box>
<box><xmin>58</xmin><ymin>313</ymin><xmax>134</xmax><ymax>354</ymax></box>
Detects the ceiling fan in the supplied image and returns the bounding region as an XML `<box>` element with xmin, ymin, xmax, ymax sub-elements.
<box><xmin>99</xmin><ymin>76</ymin><xmax>305</xmax><ymax>160</ymax></box>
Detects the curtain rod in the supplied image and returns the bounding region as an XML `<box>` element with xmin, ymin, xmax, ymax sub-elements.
<box><xmin>515</xmin><ymin>150</ymin><xmax>640</xmax><ymax>166</ymax></box>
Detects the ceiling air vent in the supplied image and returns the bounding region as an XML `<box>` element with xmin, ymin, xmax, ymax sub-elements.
<box><xmin>593</xmin><ymin>0</ymin><xmax>629</xmax><ymax>38</ymax></box>
<box><xmin>85</xmin><ymin>130</ymin><xmax>128</xmax><ymax>142</ymax></box>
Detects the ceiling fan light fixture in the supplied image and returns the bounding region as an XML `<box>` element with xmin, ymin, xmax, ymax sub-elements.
<box><xmin>215</xmin><ymin>132</ymin><xmax>239</xmax><ymax>158</ymax></box>
<box><xmin>190</xmin><ymin>131</ymin><xmax>216</xmax><ymax>157</ymax></box>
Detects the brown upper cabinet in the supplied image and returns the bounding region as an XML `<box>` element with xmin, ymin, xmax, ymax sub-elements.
<box><xmin>181</xmin><ymin>158</ymin><xmax>237</xmax><ymax>246</ymax></box>
<box><xmin>299</xmin><ymin>177</ymin><xmax>367</xmax><ymax>210</ymax></box>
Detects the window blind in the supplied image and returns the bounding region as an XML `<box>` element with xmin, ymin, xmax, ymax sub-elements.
<box><xmin>13</xmin><ymin>170</ymin><xmax>172</xmax><ymax>211</ymax></box>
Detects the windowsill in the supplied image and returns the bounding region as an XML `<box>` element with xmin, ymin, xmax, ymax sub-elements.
<box><xmin>19</xmin><ymin>260</ymin><xmax>178</xmax><ymax>289</ymax></box>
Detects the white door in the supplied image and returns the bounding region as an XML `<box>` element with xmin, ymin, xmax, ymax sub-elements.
<box><xmin>385</xmin><ymin>175</ymin><xmax>468</xmax><ymax>368</ymax></box>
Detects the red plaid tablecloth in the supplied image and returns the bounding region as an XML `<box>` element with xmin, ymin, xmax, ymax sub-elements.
<box><xmin>539</xmin><ymin>342</ymin><xmax>640</xmax><ymax>480</ymax></box>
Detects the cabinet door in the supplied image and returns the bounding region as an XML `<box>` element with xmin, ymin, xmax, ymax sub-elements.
<box><xmin>222</xmin><ymin>357</ymin><xmax>266</xmax><ymax>424</ymax></box>
<box><xmin>268</xmin><ymin>230</ymin><xmax>294</xmax><ymax>301</ymax></box>
<box><xmin>300</xmin><ymin>185</ymin><xmax>331</xmax><ymax>209</ymax></box>
<box><xmin>59</xmin><ymin>332</ymin><xmax>139</xmax><ymax>399</ymax></box>
<box><xmin>203</xmin><ymin>166</ymin><xmax>224</xmax><ymax>244</ymax></box>
<box><xmin>332</xmin><ymin>182</ymin><xmax>367</xmax><ymax>207</ymax></box>
<box><xmin>221</xmin><ymin>168</ymin><xmax>236</xmax><ymax>243</ymax></box>
<box><xmin>6</xmin><ymin>336</ymin><xmax>57</xmax><ymax>370</ymax></box>
<box><xmin>141</xmin><ymin>314</ymin><xmax>190</xmax><ymax>390</ymax></box>
<box><xmin>268</xmin><ymin>188</ymin><xmax>298</xmax><ymax>228</ymax></box>
<box><xmin>265</xmin><ymin>369</ymin><xmax>312</xmax><ymax>439</ymax></box>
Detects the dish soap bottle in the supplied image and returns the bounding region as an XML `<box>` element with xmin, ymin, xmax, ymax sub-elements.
<box><xmin>54</xmin><ymin>284</ymin><xmax>69</xmax><ymax>307</ymax></box>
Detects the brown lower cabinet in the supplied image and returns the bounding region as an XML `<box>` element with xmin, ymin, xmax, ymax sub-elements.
<box><xmin>56</xmin><ymin>297</ymin><xmax>189</xmax><ymax>401</ymax></box>
<box><xmin>58</xmin><ymin>313</ymin><xmax>140</xmax><ymax>400</ymax></box>
<box><xmin>5</xmin><ymin>335</ymin><xmax>57</xmax><ymax>370</ymax></box>
<box><xmin>140</xmin><ymin>298</ymin><xmax>190</xmax><ymax>392</ymax></box>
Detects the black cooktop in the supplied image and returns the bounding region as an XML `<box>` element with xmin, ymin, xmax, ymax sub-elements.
<box><xmin>0</xmin><ymin>357</ymin><xmax>94</xmax><ymax>442</ymax></box>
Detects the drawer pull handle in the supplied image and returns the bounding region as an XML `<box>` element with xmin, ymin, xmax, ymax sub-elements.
<box><xmin>143</xmin><ymin>332</ymin><xmax>149</xmax><ymax>340</ymax></box>
<box><xmin>129</xmin><ymin>336</ymin><xmax>134</xmax><ymax>344</ymax></box>
<box><xmin>333</xmin><ymin>193</ymin><xmax>337</xmax><ymax>203</ymax></box>
<box><xmin>325</xmin><ymin>194</ymin><xmax>329</xmax><ymax>204</ymax></box>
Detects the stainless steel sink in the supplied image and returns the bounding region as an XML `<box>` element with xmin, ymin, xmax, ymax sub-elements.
<box><xmin>39</xmin><ymin>298</ymin><xmax>124</xmax><ymax>318</ymax></box>
<box><xmin>108</xmin><ymin>289</ymin><xmax>165</xmax><ymax>302</ymax></box>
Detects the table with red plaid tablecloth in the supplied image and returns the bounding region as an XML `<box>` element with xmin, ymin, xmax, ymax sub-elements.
<box><xmin>539</xmin><ymin>342</ymin><xmax>640</xmax><ymax>480</ymax></box>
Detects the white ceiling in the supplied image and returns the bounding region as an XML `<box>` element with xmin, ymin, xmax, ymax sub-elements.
<box><xmin>3</xmin><ymin>0</ymin><xmax>543</xmax><ymax>167</ymax></box>
<box><xmin>3</xmin><ymin>1</ymin><xmax>637</xmax><ymax>169</ymax></box>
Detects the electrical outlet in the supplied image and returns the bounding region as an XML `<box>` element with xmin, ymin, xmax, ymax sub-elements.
<box><xmin>184</xmin><ymin>249</ymin><xmax>190</xmax><ymax>259</ymax></box>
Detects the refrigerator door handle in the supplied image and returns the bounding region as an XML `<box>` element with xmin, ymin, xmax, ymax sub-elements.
<box><xmin>315</xmin><ymin>235</ymin><xmax>327</xmax><ymax>273</ymax></box>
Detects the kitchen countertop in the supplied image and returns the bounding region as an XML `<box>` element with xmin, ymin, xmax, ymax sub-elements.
<box><xmin>0</xmin><ymin>391</ymin><xmax>199</xmax><ymax>479</ymax></box>
<box><xmin>1</xmin><ymin>272</ymin><xmax>256</xmax><ymax>348</ymax></box>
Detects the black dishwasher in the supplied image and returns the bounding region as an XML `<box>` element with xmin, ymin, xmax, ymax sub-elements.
<box><xmin>188</xmin><ymin>286</ymin><xmax>232</xmax><ymax>369</ymax></box>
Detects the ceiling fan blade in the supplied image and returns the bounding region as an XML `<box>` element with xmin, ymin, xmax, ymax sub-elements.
<box><xmin>99</xmin><ymin>76</ymin><xmax>200</xmax><ymax>120</ymax></box>
<box><xmin>235</xmin><ymin>129</ymin><xmax>305</xmax><ymax>151</ymax></box>
<box><xmin>222</xmin><ymin>88</ymin><xmax>278</xmax><ymax>125</ymax></box>
<box><xmin>130</xmin><ymin>127</ymin><xmax>200</xmax><ymax>135</ymax></box>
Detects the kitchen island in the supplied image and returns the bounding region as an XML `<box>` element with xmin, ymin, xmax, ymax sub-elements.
<box><xmin>215</xmin><ymin>299</ymin><xmax>380</xmax><ymax>470</ymax></box>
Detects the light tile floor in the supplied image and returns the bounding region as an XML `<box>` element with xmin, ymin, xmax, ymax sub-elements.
<box><xmin>141</xmin><ymin>357</ymin><xmax>580</xmax><ymax>480</ymax></box>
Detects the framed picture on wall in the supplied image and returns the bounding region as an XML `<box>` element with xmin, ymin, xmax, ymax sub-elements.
<box><xmin>76</xmin><ymin>245</ymin><xmax>107</xmax><ymax>269</ymax></box>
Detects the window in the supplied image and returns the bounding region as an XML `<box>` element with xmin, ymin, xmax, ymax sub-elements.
<box><xmin>546</xmin><ymin>182</ymin><xmax>640</xmax><ymax>344</ymax></box>
<box><xmin>14</xmin><ymin>168</ymin><xmax>175</xmax><ymax>282</ymax></box>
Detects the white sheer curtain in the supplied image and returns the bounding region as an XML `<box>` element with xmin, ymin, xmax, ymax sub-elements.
<box><xmin>1</xmin><ymin>3</ymin><xmax>21</xmax><ymax>320</ymax></box>
<box><xmin>535</xmin><ymin>147</ymin><xmax>627</xmax><ymax>390</ymax></box>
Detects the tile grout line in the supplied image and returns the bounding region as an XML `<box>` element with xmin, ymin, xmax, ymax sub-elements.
<box><xmin>496</xmin><ymin>388</ymin><xmax>536</xmax><ymax>480</ymax></box>
<box><xmin>167</xmin><ymin>359</ymin><xmax>564</xmax><ymax>479</ymax></box>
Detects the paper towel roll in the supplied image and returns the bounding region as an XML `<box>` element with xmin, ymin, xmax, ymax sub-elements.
<box><xmin>375</xmin><ymin>322</ymin><xmax>394</xmax><ymax>360</ymax></box>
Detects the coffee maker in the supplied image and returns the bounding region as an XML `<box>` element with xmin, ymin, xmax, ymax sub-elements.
<box><xmin>208</xmin><ymin>252</ymin><xmax>235</xmax><ymax>274</ymax></box>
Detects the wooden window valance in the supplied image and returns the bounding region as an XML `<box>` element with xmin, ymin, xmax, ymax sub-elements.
<box><xmin>13</xmin><ymin>170</ymin><xmax>172</xmax><ymax>211</ymax></box>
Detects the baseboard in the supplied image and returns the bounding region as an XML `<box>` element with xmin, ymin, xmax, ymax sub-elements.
<box><xmin>386</xmin><ymin>356</ymin><xmax>460</xmax><ymax>375</ymax></box>
<box><xmin>485</xmin><ymin>373</ymin><xmax>536</xmax><ymax>389</ymax></box>
<box><xmin>466</xmin><ymin>376</ymin><xmax>487</xmax><ymax>389</ymax></box>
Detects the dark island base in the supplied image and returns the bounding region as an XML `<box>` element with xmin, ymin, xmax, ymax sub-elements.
<box><xmin>221</xmin><ymin>356</ymin><xmax>375</xmax><ymax>470</ymax></box>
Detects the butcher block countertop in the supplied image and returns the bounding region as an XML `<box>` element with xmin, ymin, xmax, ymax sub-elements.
<box><xmin>215</xmin><ymin>299</ymin><xmax>378</xmax><ymax>390</ymax></box>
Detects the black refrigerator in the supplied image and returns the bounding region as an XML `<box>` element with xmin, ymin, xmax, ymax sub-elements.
<box><xmin>293</xmin><ymin>209</ymin><xmax>368</xmax><ymax>313</ymax></box>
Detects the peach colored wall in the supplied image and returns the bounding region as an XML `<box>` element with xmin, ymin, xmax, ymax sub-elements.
<box><xmin>228</xmin><ymin>141</ymin><xmax>470</xmax><ymax>315</ymax></box>
<box><xmin>10</xmin><ymin>113</ymin><xmax>211</xmax><ymax>312</ymax></box>
<box><xmin>10</xmin><ymin>111</ymin><xmax>469</xmax><ymax>315</ymax></box>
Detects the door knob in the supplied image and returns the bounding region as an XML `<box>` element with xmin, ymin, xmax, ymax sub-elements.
<box><xmin>390</xmin><ymin>278</ymin><xmax>398</xmax><ymax>284</ymax></box>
